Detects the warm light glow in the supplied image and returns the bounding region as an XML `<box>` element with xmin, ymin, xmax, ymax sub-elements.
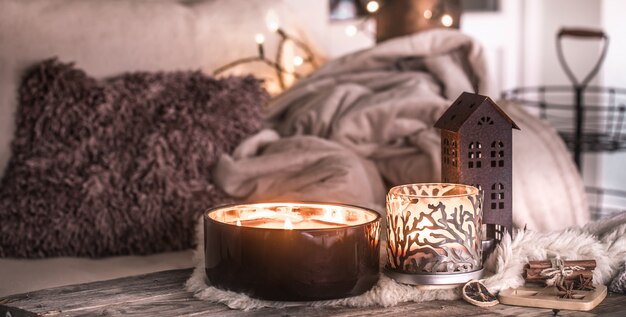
<box><xmin>321</xmin><ymin>207</ymin><xmax>346</xmax><ymax>225</ymax></box>
<box><xmin>210</xmin><ymin>202</ymin><xmax>378</xmax><ymax>230</ymax></box>
<box><xmin>265</xmin><ymin>10</ymin><xmax>280</xmax><ymax>32</ymax></box>
<box><xmin>345</xmin><ymin>25</ymin><xmax>358</xmax><ymax>37</ymax></box>
<box><xmin>293</xmin><ymin>55</ymin><xmax>304</xmax><ymax>66</ymax></box>
<box><xmin>366</xmin><ymin>1</ymin><xmax>380</xmax><ymax>13</ymax></box>
<box><xmin>386</xmin><ymin>184</ymin><xmax>482</xmax><ymax>274</ymax></box>
<box><xmin>441</xmin><ymin>14</ymin><xmax>453</xmax><ymax>27</ymax></box>
<box><xmin>284</xmin><ymin>217</ymin><xmax>294</xmax><ymax>230</ymax></box>
<box><xmin>255</xmin><ymin>33</ymin><xmax>265</xmax><ymax>44</ymax></box>
<box><xmin>423</xmin><ymin>9</ymin><xmax>433</xmax><ymax>19</ymax></box>
<box><xmin>236</xmin><ymin>219</ymin><xmax>242</xmax><ymax>227</ymax></box>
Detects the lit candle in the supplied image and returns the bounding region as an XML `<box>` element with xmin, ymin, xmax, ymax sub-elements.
<box><xmin>204</xmin><ymin>202</ymin><xmax>381</xmax><ymax>300</ymax></box>
<box><xmin>225</xmin><ymin>203</ymin><xmax>369</xmax><ymax>229</ymax></box>
<box><xmin>385</xmin><ymin>183</ymin><xmax>484</xmax><ymax>285</ymax></box>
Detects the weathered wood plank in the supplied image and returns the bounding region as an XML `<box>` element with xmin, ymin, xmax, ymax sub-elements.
<box><xmin>1</xmin><ymin>269</ymin><xmax>625</xmax><ymax>317</ymax></box>
<box><xmin>0</xmin><ymin>269</ymin><xmax>200</xmax><ymax>315</ymax></box>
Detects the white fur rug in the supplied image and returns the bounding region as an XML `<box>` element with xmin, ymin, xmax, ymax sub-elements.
<box><xmin>186</xmin><ymin>212</ymin><xmax>626</xmax><ymax>310</ymax></box>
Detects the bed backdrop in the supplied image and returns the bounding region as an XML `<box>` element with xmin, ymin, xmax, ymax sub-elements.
<box><xmin>214</xmin><ymin>28</ymin><xmax>589</xmax><ymax>232</ymax></box>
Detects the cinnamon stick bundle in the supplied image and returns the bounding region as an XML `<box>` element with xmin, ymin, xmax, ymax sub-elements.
<box><xmin>523</xmin><ymin>260</ymin><xmax>596</xmax><ymax>283</ymax></box>
<box><xmin>527</xmin><ymin>260</ymin><xmax>596</xmax><ymax>270</ymax></box>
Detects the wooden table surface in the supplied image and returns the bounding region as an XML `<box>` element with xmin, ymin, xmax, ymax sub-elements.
<box><xmin>1</xmin><ymin>268</ymin><xmax>625</xmax><ymax>317</ymax></box>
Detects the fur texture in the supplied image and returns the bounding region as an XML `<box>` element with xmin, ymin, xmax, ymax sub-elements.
<box><xmin>0</xmin><ymin>59</ymin><xmax>267</xmax><ymax>257</ymax></box>
<box><xmin>483</xmin><ymin>212</ymin><xmax>626</xmax><ymax>291</ymax></box>
<box><xmin>187</xmin><ymin>212</ymin><xmax>626</xmax><ymax>310</ymax></box>
<box><xmin>609</xmin><ymin>264</ymin><xmax>626</xmax><ymax>293</ymax></box>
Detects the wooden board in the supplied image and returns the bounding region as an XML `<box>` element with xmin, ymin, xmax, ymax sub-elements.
<box><xmin>0</xmin><ymin>268</ymin><xmax>624</xmax><ymax>317</ymax></box>
<box><xmin>499</xmin><ymin>285</ymin><xmax>608</xmax><ymax>311</ymax></box>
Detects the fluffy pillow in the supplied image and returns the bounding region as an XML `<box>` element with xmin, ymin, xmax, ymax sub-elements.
<box><xmin>0</xmin><ymin>59</ymin><xmax>267</xmax><ymax>257</ymax></box>
<box><xmin>0</xmin><ymin>0</ymin><xmax>321</xmax><ymax>177</ymax></box>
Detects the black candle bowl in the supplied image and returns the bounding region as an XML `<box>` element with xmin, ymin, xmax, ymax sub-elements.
<box><xmin>204</xmin><ymin>202</ymin><xmax>381</xmax><ymax>301</ymax></box>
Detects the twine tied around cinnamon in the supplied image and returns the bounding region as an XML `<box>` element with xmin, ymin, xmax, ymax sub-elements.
<box><xmin>539</xmin><ymin>258</ymin><xmax>585</xmax><ymax>286</ymax></box>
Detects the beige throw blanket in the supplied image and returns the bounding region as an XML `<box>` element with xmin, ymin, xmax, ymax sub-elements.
<box><xmin>214</xmin><ymin>29</ymin><xmax>589</xmax><ymax>231</ymax></box>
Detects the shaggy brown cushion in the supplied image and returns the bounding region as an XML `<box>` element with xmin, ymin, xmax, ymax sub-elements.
<box><xmin>0</xmin><ymin>59</ymin><xmax>267</xmax><ymax>257</ymax></box>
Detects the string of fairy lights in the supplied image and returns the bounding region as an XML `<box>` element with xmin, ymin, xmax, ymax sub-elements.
<box><xmin>213</xmin><ymin>1</ymin><xmax>457</xmax><ymax>93</ymax></box>
<box><xmin>212</xmin><ymin>10</ymin><xmax>319</xmax><ymax>95</ymax></box>
<box><xmin>343</xmin><ymin>0</ymin><xmax>457</xmax><ymax>37</ymax></box>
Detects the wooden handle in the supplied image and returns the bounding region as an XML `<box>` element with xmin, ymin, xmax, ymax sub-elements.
<box><xmin>558</xmin><ymin>28</ymin><xmax>606</xmax><ymax>39</ymax></box>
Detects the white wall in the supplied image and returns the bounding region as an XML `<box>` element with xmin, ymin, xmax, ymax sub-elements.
<box><xmin>599</xmin><ymin>0</ymin><xmax>626</xmax><ymax>192</ymax></box>
<box><xmin>525</xmin><ymin>0</ymin><xmax>603</xmax><ymax>87</ymax></box>
<box><xmin>284</xmin><ymin>0</ymin><xmax>374</xmax><ymax>59</ymax></box>
<box><xmin>520</xmin><ymin>0</ymin><xmax>605</xmax><ymax>187</ymax></box>
<box><xmin>461</xmin><ymin>0</ymin><xmax>523</xmax><ymax>96</ymax></box>
<box><xmin>465</xmin><ymin>0</ymin><xmax>626</xmax><ymax>195</ymax></box>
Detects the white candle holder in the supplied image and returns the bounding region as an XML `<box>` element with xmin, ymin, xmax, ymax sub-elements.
<box><xmin>385</xmin><ymin>183</ymin><xmax>485</xmax><ymax>285</ymax></box>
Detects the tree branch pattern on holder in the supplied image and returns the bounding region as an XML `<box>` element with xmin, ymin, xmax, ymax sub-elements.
<box><xmin>386</xmin><ymin>186</ymin><xmax>482</xmax><ymax>273</ymax></box>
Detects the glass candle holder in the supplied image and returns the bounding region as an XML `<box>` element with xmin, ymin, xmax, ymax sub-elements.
<box><xmin>385</xmin><ymin>183</ymin><xmax>484</xmax><ymax>285</ymax></box>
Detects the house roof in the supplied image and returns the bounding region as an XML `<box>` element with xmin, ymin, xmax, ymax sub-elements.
<box><xmin>434</xmin><ymin>92</ymin><xmax>520</xmax><ymax>132</ymax></box>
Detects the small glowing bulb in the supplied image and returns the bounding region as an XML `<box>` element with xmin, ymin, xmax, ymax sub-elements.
<box><xmin>366</xmin><ymin>1</ymin><xmax>380</xmax><ymax>13</ymax></box>
<box><xmin>265</xmin><ymin>10</ymin><xmax>280</xmax><ymax>32</ymax></box>
<box><xmin>236</xmin><ymin>219</ymin><xmax>242</xmax><ymax>227</ymax></box>
<box><xmin>423</xmin><ymin>9</ymin><xmax>433</xmax><ymax>19</ymax></box>
<box><xmin>284</xmin><ymin>217</ymin><xmax>294</xmax><ymax>230</ymax></box>
<box><xmin>255</xmin><ymin>33</ymin><xmax>265</xmax><ymax>44</ymax></box>
<box><xmin>293</xmin><ymin>55</ymin><xmax>304</xmax><ymax>66</ymax></box>
<box><xmin>441</xmin><ymin>14</ymin><xmax>453</xmax><ymax>27</ymax></box>
<box><xmin>345</xmin><ymin>25</ymin><xmax>358</xmax><ymax>37</ymax></box>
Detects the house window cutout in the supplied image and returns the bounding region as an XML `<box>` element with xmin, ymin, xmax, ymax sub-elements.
<box><xmin>468</xmin><ymin>142</ymin><xmax>482</xmax><ymax>168</ymax></box>
<box><xmin>494</xmin><ymin>224</ymin><xmax>504</xmax><ymax>241</ymax></box>
<box><xmin>443</xmin><ymin>138</ymin><xmax>452</xmax><ymax>166</ymax></box>
<box><xmin>491</xmin><ymin>183</ymin><xmax>505</xmax><ymax>210</ymax></box>
<box><xmin>451</xmin><ymin>140</ymin><xmax>457</xmax><ymax>167</ymax></box>
<box><xmin>491</xmin><ymin>141</ymin><xmax>504</xmax><ymax>167</ymax></box>
<box><xmin>478</xmin><ymin>116</ymin><xmax>494</xmax><ymax>126</ymax></box>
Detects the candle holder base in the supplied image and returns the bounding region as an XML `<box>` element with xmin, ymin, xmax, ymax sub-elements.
<box><xmin>384</xmin><ymin>267</ymin><xmax>484</xmax><ymax>286</ymax></box>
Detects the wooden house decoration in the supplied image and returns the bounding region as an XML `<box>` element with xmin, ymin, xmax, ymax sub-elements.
<box><xmin>434</xmin><ymin>92</ymin><xmax>520</xmax><ymax>241</ymax></box>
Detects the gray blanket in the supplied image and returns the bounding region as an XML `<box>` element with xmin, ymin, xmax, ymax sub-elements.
<box><xmin>214</xmin><ymin>29</ymin><xmax>486</xmax><ymax>211</ymax></box>
<box><xmin>213</xmin><ymin>29</ymin><xmax>589</xmax><ymax>230</ymax></box>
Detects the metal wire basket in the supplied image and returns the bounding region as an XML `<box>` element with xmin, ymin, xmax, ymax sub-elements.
<box><xmin>502</xmin><ymin>86</ymin><xmax>626</xmax><ymax>154</ymax></box>
<box><xmin>586</xmin><ymin>187</ymin><xmax>626</xmax><ymax>220</ymax></box>
<box><xmin>501</xmin><ymin>28</ymin><xmax>626</xmax><ymax>219</ymax></box>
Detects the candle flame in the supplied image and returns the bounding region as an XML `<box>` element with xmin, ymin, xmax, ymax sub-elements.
<box><xmin>322</xmin><ymin>207</ymin><xmax>346</xmax><ymax>224</ymax></box>
<box><xmin>284</xmin><ymin>217</ymin><xmax>294</xmax><ymax>230</ymax></box>
<box><xmin>236</xmin><ymin>219</ymin><xmax>242</xmax><ymax>227</ymax></box>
